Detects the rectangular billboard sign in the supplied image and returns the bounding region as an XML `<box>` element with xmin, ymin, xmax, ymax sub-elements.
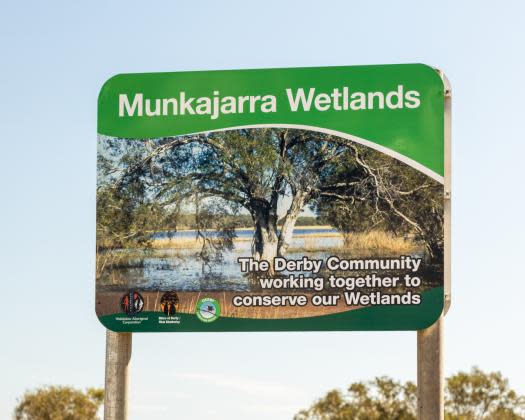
<box><xmin>96</xmin><ymin>64</ymin><xmax>449</xmax><ymax>332</ymax></box>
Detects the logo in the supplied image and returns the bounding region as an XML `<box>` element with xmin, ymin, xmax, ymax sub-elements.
<box><xmin>160</xmin><ymin>291</ymin><xmax>179</xmax><ymax>317</ymax></box>
<box><xmin>120</xmin><ymin>291</ymin><xmax>144</xmax><ymax>315</ymax></box>
<box><xmin>195</xmin><ymin>298</ymin><xmax>221</xmax><ymax>323</ymax></box>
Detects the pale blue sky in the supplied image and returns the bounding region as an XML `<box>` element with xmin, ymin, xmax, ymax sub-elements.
<box><xmin>1</xmin><ymin>1</ymin><xmax>524</xmax><ymax>419</ymax></box>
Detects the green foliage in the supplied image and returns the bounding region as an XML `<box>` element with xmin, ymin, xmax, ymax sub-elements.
<box><xmin>96</xmin><ymin>186</ymin><xmax>164</xmax><ymax>251</ymax></box>
<box><xmin>446</xmin><ymin>367</ymin><xmax>525</xmax><ymax>420</ymax></box>
<box><xmin>295</xmin><ymin>377</ymin><xmax>416</xmax><ymax>420</ymax></box>
<box><xmin>14</xmin><ymin>386</ymin><xmax>104</xmax><ymax>420</ymax></box>
<box><xmin>293</xmin><ymin>216</ymin><xmax>324</xmax><ymax>227</ymax></box>
<box><xmin>296</xmin><ymin>368</ymin><xmax>525</xmax><ymax>420</ymax></box>
<box><xmin>315</xmin><ymin>144</ymin><xmax>443</xmax><ymax>261</ymax></box>
<box><xmin>193</xmin><ymin>199</ymin><xmax>238</xmax><ymax>271</ymax></box>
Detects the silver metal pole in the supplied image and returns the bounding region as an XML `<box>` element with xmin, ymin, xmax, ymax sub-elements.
<box><xmin>104</xmin><ymin>330</ymin><xmax>132</xmax><ymax>420</ymax></box>
<box><xmin>417</xmin><ymin>69</ymin><xmax>451</xmax><ymax>419</ymax></box>
<box><xmin>417</xmin><ymin>316</ymin><xmax>444</xmax><ymax>420</ymax></box>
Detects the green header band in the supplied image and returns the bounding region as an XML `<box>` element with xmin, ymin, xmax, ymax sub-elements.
<box><xmin>98</xmin><ymin>64</ymin><xmax>445</xmax><ymax>177</ymax></box>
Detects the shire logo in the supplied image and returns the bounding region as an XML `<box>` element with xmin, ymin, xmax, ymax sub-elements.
<box><xmin>120</xmin><ymin>291</ymin><xmax>144</xmax><ymax>315</ymax></box>
<box><xmin>195</xmin><ymin>298</ymin><xmax>221</xmax><ymax>323</ymax></box>
<box><xmin>160</xmin><ymin>291</ymin><xmax>179</xmax><ymax>317</ymax></box>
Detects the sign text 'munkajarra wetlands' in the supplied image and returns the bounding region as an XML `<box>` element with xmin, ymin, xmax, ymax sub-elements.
<box><xmin>119</xmin><ymin>85</ymin><xmax>422</xmax><ymax>121</ymax></box>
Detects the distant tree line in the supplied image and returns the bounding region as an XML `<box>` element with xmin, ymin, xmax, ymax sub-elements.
<box><xmin>13</xmin><ymin>368</ymin><xmax>524</xmax><ymax>419</ymax></box>
<box><xmin>100</xmin><ymin>212</ymin><xmax>324</xmax><ymax>235</ymax></box>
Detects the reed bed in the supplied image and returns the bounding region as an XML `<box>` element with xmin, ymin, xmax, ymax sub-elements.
<box><xmin>151</xmin><ymin>228</ymin><xmax>341</xmax><ymax>249</ymax></box>
<box><xmin>148</xmin><ymin>229</ymin><xmax>417</xmax><ymax>254</ymax></box>
<box><xmin>342</xmin><ymin>230</ymin><xmax>418</xmax><ymax>254</ymax></box>
<box><xmin>151</xmin><ymin>235</ymin><xmax>252</xmax><ymax>249</ymax></box>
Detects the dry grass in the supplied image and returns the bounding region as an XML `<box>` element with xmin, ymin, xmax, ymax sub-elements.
<box><xmin>151</xmin><ymin>235</ymin><xmax>252</xmax><ymax>249</ymax></box>
<box><xmin>149</xmin><ymin>228</ymin><xmax>417</xmax><ymax>254</ymax></box>
<box><xmin>150</xmin><ymin>226</ymin><xmax>337</xmax><ymax>249</ymax></box>
<box><xmin>152</xmin><ymin>236</ymin><xmax>203</xmax><ymax>249</ymax></box>
<box><xmin>342</xmin><ymin>230</ymin><xmax>418</xmax><ymax>254</ymax></box>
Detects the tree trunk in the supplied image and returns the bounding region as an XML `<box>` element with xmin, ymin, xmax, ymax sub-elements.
<box><xmin>253</xmin><ymin>226</ymin><xmax>278</xmax><ymax>261</ymax></box>
<box><xmin>249</xmin><ymin>190</ymin><xmax>308</xmax><ymax>273</ymax></box>
<box><xmin>251</xmin><ymin>209</ymin><xmax>279</xmax><ymax>273</ymax></box>
<box><xmin>277</xmin><ymin>191</ymin><xmax>309</xmax><ymax>257</ymax></box>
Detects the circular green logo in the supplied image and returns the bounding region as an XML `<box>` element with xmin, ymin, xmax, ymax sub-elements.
<box><xmin>195</xmin><ymin>298</ymin><xmax>221</xmax><ymax>323</ymax></box>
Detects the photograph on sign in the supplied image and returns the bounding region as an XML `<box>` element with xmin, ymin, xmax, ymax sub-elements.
<box><xmin>96</xmin><ymin>64</ymin><xmax>445</xmax><ymax>332</ymax></box>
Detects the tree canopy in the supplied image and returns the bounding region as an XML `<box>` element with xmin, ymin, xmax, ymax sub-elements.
<box><xmin>14</xmin><ymin>386</ymin><xmax>104</xmax><ymax>420</ymax></box>
<box><xmin>294</xmin><ymin>368</ymin><xmax>525</xmax><ymax>420</ymax></box>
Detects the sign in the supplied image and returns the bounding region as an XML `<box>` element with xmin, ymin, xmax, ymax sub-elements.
<box><xmin>96</xmin><ymin>64</ymin><xmax>448</xmax><ymax>332</ymax></box>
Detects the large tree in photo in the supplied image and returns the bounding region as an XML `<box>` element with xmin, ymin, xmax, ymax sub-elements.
<box><xmin>97</xmin><ymin>128</ymin><xmax>443</xmax><ymax>270</ymax></box>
